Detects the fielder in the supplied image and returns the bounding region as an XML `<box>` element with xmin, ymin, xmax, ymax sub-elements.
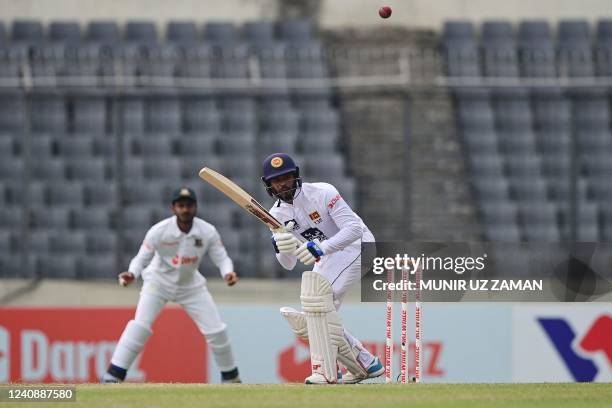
<box><xmin>262</xmin><ymin>153</ymin><xmax>384</xmax><ymax>384</ymax></box>
<box><xmin>102</xmin><ymin>187</ymin><xmax>241</xmax><ymax>384</ymax></box>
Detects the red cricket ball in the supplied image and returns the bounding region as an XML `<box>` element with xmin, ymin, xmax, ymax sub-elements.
<box><xmin>379</xmin><ymin>6</ymin><xmax>392</xmax><ymax>19</ymax></box>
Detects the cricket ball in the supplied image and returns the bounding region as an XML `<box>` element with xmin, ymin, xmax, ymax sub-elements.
<box><xmin>379</xmin><ymin>6</ymin><xmax>392</xmax><ymax>19</ymax></box>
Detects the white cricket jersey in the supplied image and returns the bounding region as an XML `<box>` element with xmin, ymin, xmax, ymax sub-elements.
<box><xmin>128</xmin><ymin>216</ymin><xmax>234</xmax><ymax>289</ymax></box>
<box><xmin>269</xmin><ymin>182</ymin><xmax>374</xmax><ymax>271</ymax></box>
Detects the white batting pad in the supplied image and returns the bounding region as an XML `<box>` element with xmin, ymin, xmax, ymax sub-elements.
<box><xmin>280</xmin><ymin>306</ymin><xmax>367</xmax><ymax>378</ymax></box>
<box><xmin>111</xmin><ymin>320</ymin><xmax>153</xmax><ymax>369</ymax></box>
<box><xmin>280</xmin><ymin>306</ymin><xmax>308</xmax><ymax>339</ymax></box>
<box><xmin>300</xmin><ymin>271</ymin><xmax>337</xmax><ymax>383</ymax></box>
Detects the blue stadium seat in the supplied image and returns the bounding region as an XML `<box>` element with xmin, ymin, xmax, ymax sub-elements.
<box><xmin>125</xmin><ymin>21</ymin><xmax>158</xmax><ymax>43</ymax></box>
<box><xmin>49</xmin><ymin>21</ymin><xmax>81</xmax><ymax>43</ymax></box>
<box><xmin>205</xmin><ymin>22</ymin><xmax>237</xmax><ymax>42</ymax></box>
<box><xmin>278</xmin><ymin>20</ymin><xmax>314</xmax><ymax>42</ymax></box>
<box><xmin>244</xmin><ymin>21</ymin><xmax>276</xmax><ymax>43</ymax></box>
<box><xmin>166</xmin><ymin>21</ymin><xmax>199</xmax><ymax>43</ymax></box>
<box><xmin>86</xmin><ymin>21</ymin><xmax>120</xmax><ymax>42</ymax></box>
<box><xmin>11</xmin><ymin>20</ymin><xmax>44</xmax><ymax>43</ymax></box>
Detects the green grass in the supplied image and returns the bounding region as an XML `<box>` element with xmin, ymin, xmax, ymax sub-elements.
<box><xmin>3</xmin><ymin>383</ymin><xmax>612</xmax><ymax>408</ymax></box>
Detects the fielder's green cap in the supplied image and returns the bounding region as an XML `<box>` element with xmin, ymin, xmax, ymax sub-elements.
<box><xmin>171</xmin><ymin>187</ymin><xmax>197</xmax><ymax>203</ymax></box>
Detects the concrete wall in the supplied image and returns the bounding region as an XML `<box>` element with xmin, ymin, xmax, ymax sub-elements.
<box><xmin>1</xmin><ymin>0</ymin><xmax>611</xmax><ymax>30</ymax></box>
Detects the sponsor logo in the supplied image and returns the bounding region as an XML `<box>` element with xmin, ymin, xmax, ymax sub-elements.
<box><xmin>171</xmin><ymin>255</ymin><xmax>198</xmax><ymax>266</ymax></box>
<box><xmin>539</xmin><ymin>315</ymin><xmax>612</xmax><ymax>382</ymax></box>
<box><xmin>271</xmin><ymin>157</ymin><xmax>283</xmax><ymax>168</ymax></box>
<box><xmin>277</xmin><ymin>337</ymin><xmax>444</xmax><ymax>382</ymax></box>
<box><xmin>161</xmin><ymin>241</ymin><xmax>180</xmax><ymax>246</ymax></box>
<box><xmin>193</xmin><ymin>238</ymin><xmax>203</xmax><ymax>247</ymax></box>
<box><xmin>327</xmin><ymin>194</ymin><xmax>342</xmax><ymax>209</ymax></box>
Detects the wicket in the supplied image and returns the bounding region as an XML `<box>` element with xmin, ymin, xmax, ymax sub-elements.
<box><xmin>385</xmin><ymin>265</ymin><xmax>422</xmax><ymax>384</ymax></box>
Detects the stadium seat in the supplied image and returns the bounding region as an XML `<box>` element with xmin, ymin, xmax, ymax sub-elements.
<box><xmin>37</xmin><ymin>254</ymin><xmax>78</xmax><ymax>279</ymax></box>
<box><xmin>48</xmin><ymin>231</ymin><xmax>87</xmax><ymax>254</ymax></box>
<box><xmin>557</xmin><ymin>20</ymin><xmax>594</xmax><ymax>78</ymax></box>
<box><xmin>480</xmin><ymin>201</ymin><xmax>519</xmax><ymax>224</ymax></box>
<box><xmin>31</xmin><ymin>159</ymin><xmax>66</xmax><ymax>181</ymax></box>
<box><xmin>166</xmin><ymin>21</ymin><xmax>199</xmax><ymax>43</ymax></box>
<box><xmin>518</xmin><ymin>21</ymin><xmax>556</xmax><ymax>77</ymax></box>
<box><xmin>595</xmin><ymin>19</ymin><xmax>612</xmax><ymax>75</ymax></box>
<box><xmin>147</xmin><ymin>98</ymin><xmax>182</xmax><ymax>133</ymax></box>
<box><xmin>183</xmin><ymin>100</ymin><xmax>221</xmax><ymax>133</ymax></box>
<box><xmin>30</xmin><ymin>97</ymin><xmax>67</xmax><ymax>132</ymax></box>
<box><xmin>86</xmin><ymin>21</ymin><xmax>120</xmax><ymax>42</ymax></box>
<box><xmin>71</xmin><ymin>207</ymin><xmax>112</xmax><ymax>229</ymax></box>
<box><xmin>179</xmin><ymin>44</ymin><xmax>213</xmax><ymax>78</ymax></box>
<box><xmin>11</xmin><ymin>20</ymin><xmax>44</xmax><ymax>43</ymax></box>
<box><xmin>0</xmin><ymin>95</ymin><xmax>26</xmax><ymax>131</ymax></box>
<box><xmin>218</xmin><ymin>132</ymin><xmax>256</xmax><ymax>155</ymax></box>
<box><xmin>498</xmin><ymin>130</ymin><xmax>537</xmax><ymax>153</ymax></box>
<box><xmin>472</xmin><ymin>176</ymin><xmax>510</xmax><ymax>201</ymax></box>
<box><xmin>77</xmin><ymin>254</ymin><xmax>116</xmax><ymax>279</ymax></box>
<box><xmin>31</xmin><ymin>207</ymin><xmax>71</xmax><ymax>230</ymax></box>
<box><xmin>509</xmin><ymin>177</ymin><xmax>549</xmax><ymax>201</ymax></box>
<box><xmin>125</xmin><ymin>21</ymin><xmax>158</xmax><ymax>43</ymax></box>
<box><xmin>84</xmin><ymin>183</ymin><xmax>117</xmax><ymax>207</ymax></box>
<box><xmin>244</xmin><ymin>21</ymin><xmax>276</xmax><ymax>43</ymax></box>
<box><xmin>278</xmin><ymin>20</ymin><xmax>314</xmax><ymax>42</ymax></box>
<box><xmin>47</xmin><ymin>182</ymin><xmax>85</xmax><ymax>207</ymax></box>
<box><xmin>86</xmin><ymin>231</ymin><xmax>117</xmax><ymax>254</ymax></box>
<box><xmin>205</xmin><ymin>22</ymin><xmax>237</xmax><ymax>42</ymax></box>
<box><xmin>481</xmin><ymin>20</ymin><xmax>520</xmax><ymax>78</ymax></box>
<box><xmin>49</xmin><ymin>21</ymin><xmax>82</xmax><ymax>43</ymax></box>
<box><xmin>73</xmin><ymin>97</ymin><xmax>107</xmax><ymax>133</ymax></box>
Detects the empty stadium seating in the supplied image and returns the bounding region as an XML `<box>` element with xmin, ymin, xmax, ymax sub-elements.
<box><xmin>444</xmin><ymin>19</ymin><xmax>612</xmax><ymax>242</ymax></box>
<box><xmin>0</xmin><ymin>19</ymin><xmax>354</xmax><ymax>280</ymax></box>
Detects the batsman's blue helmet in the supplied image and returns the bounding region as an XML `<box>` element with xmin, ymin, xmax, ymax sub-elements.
<box><xmin>261</xmin><ymin>153</ymin><xmax>300</xmax><ymax>182</ymax></box>
<box><xmin>261</xmin><ymin>153</ymin><xmax>302</xmax><ymax>196</ymax></box>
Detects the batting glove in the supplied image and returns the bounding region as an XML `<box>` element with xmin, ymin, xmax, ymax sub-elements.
<box><xmin>271</xmin><ymin>222</ymin><xmax>299</xmax><ymax>254</ymax></box>
<box><xmin>294</xmin><ymin>241</ymin><xmax>324</xmax><ymax>265</ymax></box>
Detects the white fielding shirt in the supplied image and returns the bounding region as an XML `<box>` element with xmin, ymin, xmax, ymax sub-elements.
<box><xmin>269</xmin><ymin>182</ymin><xmax>373</xmax><ymax>270</ymax></box>
<box><xmin>128</xmin><ymin>216</ymin><xmax>234</xmax><ymax>289</ymax></box>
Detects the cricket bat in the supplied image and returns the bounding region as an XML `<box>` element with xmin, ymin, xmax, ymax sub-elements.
<box><xmin>199</xmin><ymin>167</ymin><xmax>286</xmax><ymax>231</ymax></box>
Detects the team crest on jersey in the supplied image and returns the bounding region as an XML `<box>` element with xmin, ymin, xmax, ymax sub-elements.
<box><xmin>193</xmin><ymin>237</ymin><xmax>203</xmax><ymax>247</ymax></box>
<box><xmin>309</xmin><ymin>211</ymin><xmax>323</xmax><ymax>224</ymax></box>
<box><xmin>284</xmin><ymin>219</ymin><xmax>300</xmax><ymax>230</ymax></box>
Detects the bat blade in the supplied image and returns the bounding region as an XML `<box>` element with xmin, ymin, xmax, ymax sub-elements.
<box><xmin>199</xmin><ymin>167</ymin><xmax>284</xmax><ymax>230</ymax></box>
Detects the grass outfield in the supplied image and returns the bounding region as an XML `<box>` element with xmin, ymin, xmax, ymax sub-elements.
<box><xmin>3</xmin><ymin>383</ymin><xmax>611</xmax><ymax>408</ymax></box>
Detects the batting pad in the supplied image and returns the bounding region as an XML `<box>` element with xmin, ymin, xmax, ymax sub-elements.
<box><xmin>111</xmin><ymin>320</ymin><xmax>153</xmax><ymax>369</ymax></box>
<box><xmin>300</xmin><ymin>271</ymin><xmax>338</xmax><ymax>383</ymax></box>
<box><xmin>280</xmin><ymin>306</ymin><xmax>308</xmax><ymax>339</ymax></box>
<box><xmin>280</xmin><ymin>306</ymin><xmax>367</xmax><ymax>378</ymax></box>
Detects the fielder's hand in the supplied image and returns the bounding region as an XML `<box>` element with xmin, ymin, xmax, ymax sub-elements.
<box><xmin>271</xmin><ymin>221</ymin><xmax>299</xmax><ymax>254</ymax></box>
<box><xmin>294</xmin><ymin>241</ymin><xmax>324</xmax><ymax>265</ymax></box>
<box><xmin>224</xmin><ymin>272</ymin><xmax>239</xmax><ymax>286</ymax></box>
<box><xmin>118</xmin><ymin>271</ymin><xmax>135</xmax><ymax>287</ymax></box>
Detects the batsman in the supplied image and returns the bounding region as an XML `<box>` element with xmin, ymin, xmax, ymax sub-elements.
<box><xmin>262</xmin><ymin>153</ymin><xmax>384</xmax><ymax>384</ymax></box>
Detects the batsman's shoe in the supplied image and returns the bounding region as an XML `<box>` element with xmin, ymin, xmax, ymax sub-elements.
<box><xmin>305</xmin><ymin>372</ymin><xmax>339</xmax><ymax>385</ymax></box>
<box><xmin>342</xmin><ymin>357</ymin><xmax>385</xmax><ymax>384</ymax></box>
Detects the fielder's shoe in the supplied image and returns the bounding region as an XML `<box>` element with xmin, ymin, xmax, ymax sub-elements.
<box><xmin>100</xmin><ymin>372</ymin><xmax>122</xmax><ymax>384</ymax></box>
<box><xmin>221</xmin><ymin>367</ymin><xmax>242</xmax><ymax>384</ymax></box>
<box><xmin>342</xmin><ymin>357</ymin><xmax>385</xmax><ymax>384</ymax></box>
